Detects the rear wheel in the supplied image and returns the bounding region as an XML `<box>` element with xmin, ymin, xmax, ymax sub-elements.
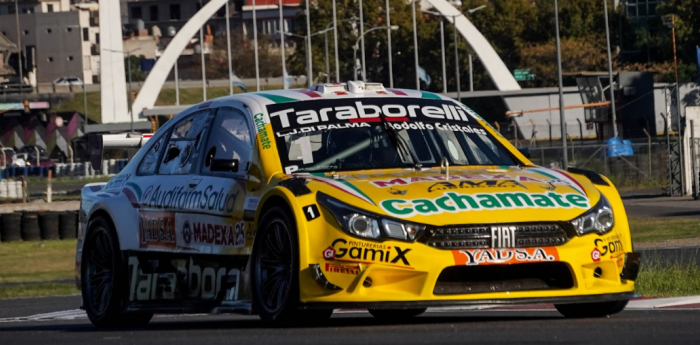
<box><xmin>555</xmin><ymin>300</ymin><xmax>628</xmax><ymax>318</ymax></box>
<box><xmin>252</xmin><ymin>206</ymin><xmax>332</xmax><ymax>324</ymax></box>
<box><xmin>368</xmin><ymin>308</ymin><xmax>427</xmax><ymax>320</ymax></box>
<box><xmin>82</xmin><ymin>217</ymin><xmax>152</xmax><ymax>327</ymax></box>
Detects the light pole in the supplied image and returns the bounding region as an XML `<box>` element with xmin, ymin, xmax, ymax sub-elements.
<box><xmin>385</xmin><ymin>0</ymin><xmax>394</xmax><ymax>87</ymax></box>
<box><xmin>198</xmin><ymin>0</ymin><xmax>206</xmax><ymax>100</ymax></box>
<box><xmin>603</xmin><ymin>0</ymin><xmax>618</xmax><ymax>138</ymax></box>
<box><xmin>412</xmin><ymin>0</ymin><xmax>419</xmax><ymax>89</ymax></box>
<box><xmin>279</xmin><ymin>0</ymin><xmax>287</xmax><ymax>88</ymax></box>
<box><xmin>354</xmin><ymin>26</ymin><xmax>399</xmax><ymax>81</ymax></box>
<box><xmin>278</xmin><ymin>28</ymin><xmax>332</xmax><ymax>84</ymax></box>
<box><xmin>14</xmin><ymin>0</ymin><xmax>23</xmax><ymax>96</ymax></box>
<box><xmin>226</xmin><ymin>0</ymin><xmax>233</xmax><ymax>95</ymax></box>
<box><xmin>332</xmin><ymin>0</ymin><xmax>339</xmax><ymax>82</ymax></box>
<box><xmin>554</xmin><ymin>0</ymin><xmax>568</xmax><ymax>168</ymax></box>
<box><xmin>359</xmin><ymin>0</ymin><xmax>366</xmax><ymax>84</ymax></box>
<box><xmin>102</xmin><ymin>48</ymin><xmax>140</xmax><ymax>133</ymax></box>
<box><xmin>305</xmin><ymin>0</ymin><xmax>312</xmax><ymax>87</ymax></box>
<box><xmin>442</xmin><ymin>6</ymin><xmax>485</xmax><ymax>99</ymax></box>
<box><xmin>423</xmin><ymin>10</ymin><xmax>447</xmax><ymax>93</ymax></box>
<box><xmin>253</xmin><ymin>0</ymin><xmax>260</xmax><ymax>91</ymax></box>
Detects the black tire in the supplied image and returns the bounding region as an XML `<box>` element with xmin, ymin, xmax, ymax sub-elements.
<box><xmin>368</xmin><ymin>308</ymin><xmax>427</xmax><ymax>320</ymax></box>
<box><xmin>39</xmin><ymin>212</ymin><xmax>60</xmax><ymax>240</ymax></box>
<box><xmin>59</xmin><ymin>211</ymin><xmax>78</xmax><ymax>240</ymax></box>
<box><xmin>21</xmin><ymin>212</ymin><xmax>41</xmax><ymax>241</ymax></box>
<box><xmin>555</xmin><ymin>300</ymin><xmax>628</xmax><ymax>318</ymax></box>
<box><xmin>252</xmin><ymin>206</ymin><xmax>333</xmax><ymax>324</ymax></box>
<box><xmin>0</xmin><ymin>213</ymin><xmax>21</xmax><ymax>242</ymax></box>
<box><xmin>82</xmin><ymin>217</ymin><xmax>153</xmax><ymax>328</ymax></box>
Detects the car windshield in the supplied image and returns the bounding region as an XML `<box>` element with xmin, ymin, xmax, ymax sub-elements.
<box><xmin>265</xmin><ymin>97</ymin><xmax>516</xmax><ymax>174</ymax></box>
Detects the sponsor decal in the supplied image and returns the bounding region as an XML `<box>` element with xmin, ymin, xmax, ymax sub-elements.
<box><xmin>268</xmin><ymin>99</ymin><xmax>472</xmax><ymax>131</ymax></box>
<box><xmin>128</xmin><ymin>256</ymin><xmax>239</xmax><ymax>301</ymax></box>
<box><xmin>491</xmin><ymin>226</ymin><xmax>517</xmax><ymax>248</ymax></box>
<box><xmin>138</xmin><ymin>211</ymin><xmax>177</xmax><ymax>249</ymax></box>
<box><xmin>180</xmin><ymin>215</ymin><xmax>246</xmax><ymax>249</ymax></box>
<box><xmin>326</xmin><ymin>238</ymin><xmax>412</xmax><ymax>267</ymax></box>
<box><xmin>370</xmin><ymin>174</ymin><xmax>570</xmax><ymax>188</ymax></box>
<box><xmin>427</xmin><ymin>179</ymin><xmax>525</xmax><ymax>193</ymax></box>
<box><xmin>141</xmin><ymin>184</ymin><xmax>239</xmax><ymax>213</ymax></box>
<box><xmin>105</xmin><ymin>173</ymin><xmax>131</xmax><ymax>191</ymax></box>
<box><xmin>452</xmin><ymin>247</ymin><xmax>559</xmax><ymax>266</ymax></box>
<box><xmin>323</xmin><ymin>246</ymin><xmax>336</xmax><ymax>259</ymax></box>
<box><xmin>380</xmin><ymin>191</ymin><xmax>590</xmax><ymax>218</ymax></box>
<box><xmin>243</xmin><ymin>196</ymin><xmax>260</xmax><ymax>211</ymax></box>
<box><xmin>594</xmin><ymin>235</ymin><xmax>624</xmax><ymax>257</ymax></box>
<box><xmin>591</xmin><ymin>247</ymin><xmax>602</xmax><ymax>262</ymax></box>
<box><xmin>253</xmin><ymin>113</ymin><xmax>272</xmax><ymax>150</ymax></box>
<box><xmin>325</xmin><ymin>263</ymin><xmax>360</xmax><ymax>275</ymax></box>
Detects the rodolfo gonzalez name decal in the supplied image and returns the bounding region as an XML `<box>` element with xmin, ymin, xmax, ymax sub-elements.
<box><xmin>380</xmin><ymin>191</ymin><xmax>590</xmax><ymax>218</ymax></box>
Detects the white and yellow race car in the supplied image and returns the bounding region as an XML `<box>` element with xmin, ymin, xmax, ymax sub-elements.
<box><xmin>76</xmin><ymin>81</ymin><xmax>639</xmax><ymax>327</ymax></box>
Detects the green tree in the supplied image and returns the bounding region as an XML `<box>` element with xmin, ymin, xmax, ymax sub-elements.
<box><xmin>125</xmin><ymin>55</ymin><xmax>147</xmax><ymax>82</ymax></box>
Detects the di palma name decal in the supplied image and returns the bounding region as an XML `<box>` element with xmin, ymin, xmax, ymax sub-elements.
<box><xmin>380</xmin><ymin>191</ymin><xmax>590</xmax><ymax>218</ymax></box>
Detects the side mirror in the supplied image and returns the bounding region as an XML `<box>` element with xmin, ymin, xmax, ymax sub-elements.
<box><xmin>517</xmin><ymin>147</ymin><xmax>531</xmax><ymax>159</ymax></box>
<box><xmin>210</xmin><ymin>159</ymin><xmax>239</xmax><ymax>172</ymax></box>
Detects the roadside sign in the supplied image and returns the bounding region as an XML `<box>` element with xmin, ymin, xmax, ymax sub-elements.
<box><xmin>514</xmin><ymin>69</ymin><xmax>535</xmax><ymax>81</ymax></box>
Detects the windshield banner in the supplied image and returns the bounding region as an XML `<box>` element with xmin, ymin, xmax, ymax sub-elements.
<box><xmin>266</xmin><ymin>98</ymin><xmax>484</xmax><ymax>137</ymax></box>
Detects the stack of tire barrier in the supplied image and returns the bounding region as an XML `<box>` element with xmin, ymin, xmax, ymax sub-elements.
<box><xmin>0</xmin><ymin>180</ymin><xmax>23</xmax><ymax>199</ymax></box>
<box><xmin>0</xmin><ymin>210</ymin><xmax>78</xmax><ymax>242</ymax></box>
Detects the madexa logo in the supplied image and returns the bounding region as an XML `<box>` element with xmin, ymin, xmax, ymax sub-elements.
<box><xmin>328</xmin><ymin>238</ymin><xmax>411</xmax><ymax>266</ymax></box>
<box><xmin>380</xmin><ymin>191</ymin><xmax>590</xmax><ymax>218</ymax></box>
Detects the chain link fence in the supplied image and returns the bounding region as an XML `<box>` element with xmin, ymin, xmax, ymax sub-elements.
<box><xmin>526</xmin><ymin>141</ymin><xmax>670</xmax><ymax>191</ymax></box>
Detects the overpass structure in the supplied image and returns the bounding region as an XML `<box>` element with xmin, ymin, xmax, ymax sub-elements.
<box><xmin>99</xmin><ymin>0</ymin><xmax>521</xmax><ymax>124</ymax></box>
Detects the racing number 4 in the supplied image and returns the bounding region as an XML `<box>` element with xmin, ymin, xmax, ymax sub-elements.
<box><xmin>304</xmin><ymin>205</ymin><xmax>320</xmax><ymax>221</ymax></box>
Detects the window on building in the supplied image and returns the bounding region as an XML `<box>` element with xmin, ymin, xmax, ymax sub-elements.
<box><xmin>83</xmin><ymin>27</ymin><xmax>89</xmax><ymax>41</ymax></box>
<box><xmin>131</xmin><ymin>6</ymin><xmax>142</xmax><ymax>19</ymax></box>
<box><xmin>46</xmin><ymin>28</ymin><xmax>52</xmax><ymax>34</ymax></box>
<box><xmin>23</xmin><ymin>30</ymin><xmax>29</xmax><ymax>35</ymax></box>
<box><xmin>149</xmin><ymin>5</ymin><xmax>158</xmax><ymax>21</ymax></box>
<box><xmin>47</xmin><ymin>4</ymin><xmax>53</xmax><ymax>12</ymax></box>
<box><xmin>169</xmin><ymin>4</ymin><xmax>180</xmax><ymax>20</ymax></box>
<box><xmin>47</xmin><ymin>57</ymin><xmax>53</xmax><ymax>62</ymax></box>
<box><xmin>9</xmin><ymin>5</ymin><xmax>15</xmax><ymax>14</ymax></box>
<box><xmin>66</xmin><ymin>27</ymin><xmax>72</xmax><ymax>32</ymax></box>
<box><xmin>67</xmin><ymin>56</ymin><xmax>73</xmax><ymax>61</ymax></box>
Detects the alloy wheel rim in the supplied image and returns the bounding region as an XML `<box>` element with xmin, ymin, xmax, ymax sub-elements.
<box><xmin>258</xmin><ymin>219</ymin><xmax>293</xmax><ymax>312</ymax></box>
<box><xmin>86</xmin><ymin>227</ymin><xmax>114</xmax><ymax>315</ymax></box>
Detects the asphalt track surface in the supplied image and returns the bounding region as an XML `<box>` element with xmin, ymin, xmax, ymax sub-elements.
<box><xmin>1</xmin><ymin>296</ymin><xmax>699</xmax><ymax>344</ymax></box>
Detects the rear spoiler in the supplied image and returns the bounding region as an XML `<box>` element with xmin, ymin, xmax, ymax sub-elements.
<box><xmin>88</xmin><ymin>133</ymin><xmax>153</xmax><ymax>170</ymax></box>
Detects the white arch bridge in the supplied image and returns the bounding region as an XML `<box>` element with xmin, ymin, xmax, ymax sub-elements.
<box><xmin>99</xmin><ymin>0</ymin><xmax>520</xmax><ymax>124</ymax></box>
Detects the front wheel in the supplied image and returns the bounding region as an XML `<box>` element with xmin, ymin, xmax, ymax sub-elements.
<box><xmin>82</xmin><ymin>217</ymin><xmax>153</xmax><ymax>327</ymax></box>
<box><xmin>368</xmin><ymin>308</ymin><xmax>427</xmax><ymax>320</ymax></box>
<box><xmin>555</xmin><ymin>300</ymin><xmax>628</xmax><ymax>318</ymax></box>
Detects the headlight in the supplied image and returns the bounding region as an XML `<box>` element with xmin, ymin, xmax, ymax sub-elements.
<box><xmin>570</xmin><ymin>194</ymin><xmax>614</xmax><ymax>236</ymax></box>
<box><xmin>317</xmin><ymin>192</ymin><xmax>425</xmax><ymax>241</ymax></box>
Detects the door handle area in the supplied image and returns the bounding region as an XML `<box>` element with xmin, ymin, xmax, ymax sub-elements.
<box><xmin>188</xmin><ymin>178</ymin><xmax>202</xmax><ymax>188</ymax></box>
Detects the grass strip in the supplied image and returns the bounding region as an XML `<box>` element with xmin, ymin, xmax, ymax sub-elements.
<box><xmin>0</xmin><ymin>240</ymin><xmax>76</xmax><ymax>284</ymax></box>
<box><xmin>635</xmin><ymin>258</ymin><xmax>700</xmax><ymax>298</ymax></box>
<box><xmin>628</xmin><ymin>217</ymin><xmax>700</xmax><ymax>244</ymax></box>
<box><xmin>0</xmin><ymin>282</ymin><xmax>78</xmax><ymax>299</ymax></box>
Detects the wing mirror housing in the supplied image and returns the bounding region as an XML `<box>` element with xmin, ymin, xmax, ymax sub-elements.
<box><xmin>517</xmin><ymin>147</ymin><xmax>531</xmax><ymax>159</ymax></box>
<box><xmin>210</xmin><ymin>159</ymin><xmax>239</xmax><ymax>172</ymax></box>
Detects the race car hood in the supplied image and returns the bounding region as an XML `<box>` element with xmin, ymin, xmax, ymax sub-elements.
<box><xmin>297</xmin><ymin>166</ymin><xmax>601</xmax><ymax>226</ymax></box>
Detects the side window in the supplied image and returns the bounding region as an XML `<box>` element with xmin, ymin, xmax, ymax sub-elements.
<box><xmin>137</xmin><ymin>135</ymin><xmax>165</xmax><ymax>175</ymax></box>
<box><xmin>158</xmin><ymin>111</ymin><xmax>209</xmax><ymax>175</ymax></box>
<box><xmin>202</xmin><ymin>108</ymin><xmax>252</xmax><ymax>174</ymax></box>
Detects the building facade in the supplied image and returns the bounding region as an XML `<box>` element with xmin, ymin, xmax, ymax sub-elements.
<box><xmin>0</xmin><ymin>0</ymin><xmax>100</xmax><ymax>84</ymax></box>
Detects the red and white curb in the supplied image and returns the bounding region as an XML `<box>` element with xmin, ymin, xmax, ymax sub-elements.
<box><xmin>2</xmin><ymin>296</ymin><xmax>700</xmax><ymax>323</ymax></box>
